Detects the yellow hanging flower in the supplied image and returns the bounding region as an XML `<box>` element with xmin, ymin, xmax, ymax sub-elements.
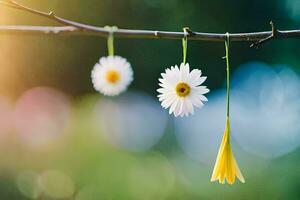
<box><xmin>210</xmin><ymin>117</ymin><xmax>245</xmax><ymax>184</ymax></box>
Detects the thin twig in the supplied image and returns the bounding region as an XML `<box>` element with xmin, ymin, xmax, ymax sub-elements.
<box><xmin>0</xmin><ymin>0</ymin><xmax>300</xmax><ymax>43</ymax></box>
<box><xmin>250</xmin><ymin>21</ymin><xmax>282</xmax><ymax>48</ymax></box>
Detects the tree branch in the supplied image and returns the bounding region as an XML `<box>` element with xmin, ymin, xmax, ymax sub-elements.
<box><xmin>1</xmin><ymin>0</ymin><xmax>300</xmax><ymax>45</ymax></box>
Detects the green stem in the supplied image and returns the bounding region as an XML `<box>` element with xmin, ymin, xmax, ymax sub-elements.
<box><xmin>225</xmin><ymin>33</ymin><xmax>230</xmax><ymax>118</ymax></box>
<box><xmin>107</xmin><ymin>32</ymin><xmax>114</xmax><ymax>56</ymax></box>
<box><xmin>182</xmin><ymin>31</ymin><xmax>188</xmax><ymax>64</ymax></box>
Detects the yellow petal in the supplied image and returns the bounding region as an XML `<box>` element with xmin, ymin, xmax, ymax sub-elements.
<box><xmin>234</xmin><ymin>158</ymin><xmax>245</xmax><ymax>183</ymax></box>
<box><xmin>210</xmin><ymin>117</ymin><xmax>245</xmax><ymax>184</ymax></box>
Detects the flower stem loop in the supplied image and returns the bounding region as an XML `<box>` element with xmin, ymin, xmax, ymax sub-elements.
<box><xmin>105</xmin><ymin>26</ymin><xmax>118</xmax><ymax>56</ymax></box>
<box><xmin>182</xmin><ymin>27</ymin><xmax>189</xmax><ymax>64</ymax></box>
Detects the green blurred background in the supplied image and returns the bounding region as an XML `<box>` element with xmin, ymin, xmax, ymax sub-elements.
<box><xmin>0</xmin><ymin>0</ymin><xmax>300</xmax><ymax>199</ymax></box>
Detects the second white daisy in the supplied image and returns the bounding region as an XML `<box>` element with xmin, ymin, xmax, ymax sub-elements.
<box><xmin>91</xmin><ymin>56</ymin><xmax>133</xmax><ymax>96</ymax></box>
<box><xmin>157</xmin><ymin>63</ymin><xmax>209</xmax><ymax>117</ymax></box>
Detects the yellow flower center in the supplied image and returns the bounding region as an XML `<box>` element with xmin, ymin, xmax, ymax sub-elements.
<box><xmin>176</xmin><ymin>82</ymin><xmax>190</xmax><ymax>97</ymax></box>
<box><xmin>106</xmin><ymin>70</ymin><xmax>120</xmax><ymax>84</ymax></box>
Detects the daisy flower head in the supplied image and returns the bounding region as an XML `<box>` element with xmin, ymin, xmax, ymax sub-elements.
<box><xmin>91</xmin><ymin>56</ymin><xmax>133</xmax><ymax>96</ymax></box>
<box><xmin>157</xmin><ymin>62</ymin><xmax>209</xmax><ymax>117</ymax></box>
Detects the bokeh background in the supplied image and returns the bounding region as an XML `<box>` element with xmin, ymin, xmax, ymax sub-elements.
<box><xmin>1</xmin><ymin>0</ymin><xmax>300</xmax><ymax>199</ymax></box>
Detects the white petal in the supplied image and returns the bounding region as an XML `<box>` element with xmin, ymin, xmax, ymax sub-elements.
<box><xmin>190</xmin><ymin>76</ymin><xmax>207</xmax><ymax>87</ymax></box>
<box><xmin>185</xmin><ymin>98</ymin><xmax>194</xmax><ymax>116</ymax></box>
<box><xmin>194</xmin><ymin>86</ymin><xmax>210</xmax><ymax>95</ymax></box>
<box><xmin>174</xmin><ymin>99</ymin><xmax>183</xmax><ymax>117</ymax></box>
<box><xmin>169</xmin><ymin>99</ymin><xmax>179</xmax><ymax>115</ymax></box>
<box><xmin>199</xmin><ymin>95</ymin><xmax>208</xmax><ymax>101</ymax></box>
<box><xmin>180</xmin><ymin>63</ymin><xmax>190</xmax><ymax>82</ymax></box>
<box><xmin>161</xmin><ymin>95</ymin><xmax>177</xmax><ymax>108</ymax></box>
<box><xmin>180</xmin><ymin>100</ymin><xmax>187</xmax><ymax>117</ymax></box>
<box><xmin>190</xmin><ymin>93</ymin><xmax>204</xmax><ymax>108</ymax></box>
<box><xmin>157</xmin><ymin>88</ymin><xmax>169</xmax><ymax>94</ymax></box>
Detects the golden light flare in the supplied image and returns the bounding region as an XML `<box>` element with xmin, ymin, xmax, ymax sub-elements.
<box><xmin>0</xmin><ymin>1</ymin><xmax>65</xmax><ymax>97</ymax></box>
<box><xmin>0</xmin><ymin>7</ymin><xmax>21</xmax><ymax>96</ymax></box>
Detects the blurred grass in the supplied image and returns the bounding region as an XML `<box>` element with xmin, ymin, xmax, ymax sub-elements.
<box><xmin>0</xmin><ymin>94</ymin><xmax>299</xmax><ymax>199</ymax></box>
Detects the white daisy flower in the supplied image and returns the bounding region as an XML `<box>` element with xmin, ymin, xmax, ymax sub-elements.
<box><xmin>91</xmin><ymin>56</ymin><xmax>133</xmax><ymax>96</ymax></box>
<box><xmin>157</xmin><ymin>62</ymin><xmax>209</xmax><ymax>117</ymax></box>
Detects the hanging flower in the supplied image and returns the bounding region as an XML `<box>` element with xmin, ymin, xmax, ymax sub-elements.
<box><xmin>157</xmin><ymin>62</ymin><xmax>209</xmax><ymax>117</ymax></box>
<box><xmin>91</xmin><ymin>56</ymin><xmax>133</xmax><ymax>96</ymax></box>
<box><xmin>210</xmin><ymin>33</ymin><xmax>245</xmax><ymax>185</ymax></box>
<box><xmin>210</xmin><ymin>117</ymin><xmax>245</xmax><ymax>184</ymax></box>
